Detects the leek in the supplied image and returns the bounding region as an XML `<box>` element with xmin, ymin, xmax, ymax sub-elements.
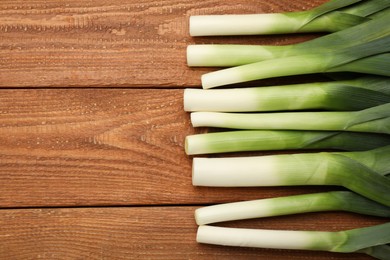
<box><xmin>185</xmin><ymin>130</ymin><xmax>390</xmax><ymax>155</ymax></box>
<box><xmin>201</xmin><ymin>52</ymin><xmax>390</xmax><ymax>89</ymax></box>
<box><xmin>190</xmin><ymin>103</ymin><xmax>390</xmax><ymax>134</ymax></box>
<box><xmin>195</xmin><ymin>191</ymin><xmax>390</xmax><ymax>225</ymax></box>
<box><xmin>184</xmin><ymin>77</ymin><xmax>390</xmax><ymax>112</ymax></box>
<box><xmin>194</xmin><ymin>146</ymin><xmax>390</xmax><ymax>224</ymax></box>
<box><xmin>192</xmin><ymin>146</ymin><xmax>390</xmax><ymax>206</ymax></box>
<box><xmin>196</xmin><ymin>223</ymin><xmax>390</xmax><ymax>254</ymax></box>
<box><xmin>192</xmin><ymin>145</ymin><xmax>390</xmax><ymax>184</ymax></box>
<box><xmin>187</xmin><ymin>12</ymin><xmax>390</xmax><ymax>68</ymax></box>
<box><xmin>189</xmin><ymin>0</ymin><xmax>367</xmax><ymax>36</ymax></box>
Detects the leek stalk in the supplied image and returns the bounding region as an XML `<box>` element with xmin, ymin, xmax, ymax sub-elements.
<box><xmin>194</xmin><ymin>146</ymin><xmax>390</xmax><ymax>224</ymax></box>
<box><xmin>190</xmin><ymin>103</ymin><xmax>390</xmax><ymax>134</ymax></box>
<box><xmin>195</xmin><ymin>191</ymin><xmax>390</xmax><ymax>225</ymax></box>
<box><xmin>192</xmin><ymin>146</ymin><xmax>390</xmax><ymax>206</ymax></box>
<box><xmin>196</xmin><ymin>223</ymin><xmax>390</xmax><ymax>254</ymax></box>
<box><xmin>190</xmin><ymin>0</ymin><xmax>368</xmax><ymax>36</ymax></box>
<box><xmin>185</xmin><ymin>130</ymin><xmax>390</xmax><ymax>155</ymax></box>
<box><xmin>184</xmin><ymin>78</ymin><xmax>390</xmax><ymax>112</ymax></box>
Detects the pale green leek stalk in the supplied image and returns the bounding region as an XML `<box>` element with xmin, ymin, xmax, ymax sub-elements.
<box><xmin>194</xmin><ymin>191</ymin><xmax>390</xmax><ymax>225</ymax></box>
<box><xmin>190</xmin><ymin>103</ymin><xmax>390</xmax><ymax>134</ymax></box>
<box><xmin>341</xmin><ymin>0</ymin><xmax>390</xmax><ymax>17</ymax></box>
<box><xmin>196</xmin><ymin>223</ymin><xmax>390</xmax><ymax>254</ymax></box>
<box><xmin>184</xmin><ymin>77</ymin><xmax>390</xmax><ymax>112</ymax></box>
<box><xmin>190</xmin><ymin>0</ymin><xmax>365</xmax><ymax>36</ymax></box>
<box><xmin>185</xmin><ymin>130</ymin><xmax>390</xmax><ymax>155</ymax></box>
<box><xmin>188</xmin><ymin>10</ymin><xmax>390</xmax><ymax>68</ymax></box>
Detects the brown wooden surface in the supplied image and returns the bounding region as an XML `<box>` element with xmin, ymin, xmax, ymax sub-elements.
<box><xmin>1</xmin><ymin>207</ymin><xmax>386</xmax><ymax>259</ymax></box>
<box><xmin>0</xmin><ymin>0</ymin><xmax>385</xmax><ymax>259</ymax></box>
<box><xmin>0</xmin><ymin>0</ymin><xmax>322</xmax><ymax>88</ymax></box>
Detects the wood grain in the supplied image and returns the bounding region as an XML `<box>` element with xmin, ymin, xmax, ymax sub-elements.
<box><xmin>0</xmin><ymin>89</ymin><xmax>334</xmax><ymax>208</ymax></box>
<box><xmin>0</xmin><ymin>207</ymin><xmax>386</xmax><ymax>259</ymax></box>
<box><xmin>0</xmin><ymin>0</ymin><xmax>326</xmax><ymax>88</ymax></box>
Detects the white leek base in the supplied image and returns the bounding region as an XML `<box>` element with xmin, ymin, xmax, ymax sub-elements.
<box><xmin>190</xmin><ymin>14</ymin><xmax>294</xmax><ymax>36</ymax></box>
<box><xmin>195</xmin><ymin>198</ymin><xmax>276</xmax><ymax>225</ymax></box>
<box><xmin>197</xmin><ymin>226</ymin><xmax>324</xmax><ymax>250</ymax></box>
<box><xmin>192</xmin><ymin>155</ymin><xmax>329</xmax><ymax>187</ymax></box>
<box><xmin>183</xmin><ymin>88</ymin><xmax>259</xmax><ymax>112</ymax></box>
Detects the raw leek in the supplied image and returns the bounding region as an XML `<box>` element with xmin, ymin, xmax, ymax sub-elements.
<box><xmin>195</xmin><ymin>191</ymin><xmax>390</xmax><ymax>225</ymax></box>
<box><xmin>185</xmin><ymin>130</ymin><xmax>390</xmax><ymax>155</ymax></box>
<box><xmin>194</xmin><ymin>146</ymin><xmax>390</xmax><ymax>224</ymax></box>
<box><xmin>192</xmin><ymin>146</ymin><xmax>390</xmax><ymax>206</ymax></box>
<box><xmin>190</xmin><ymin>0</ymin><xmax>367</xmax><ymax>36</ymax></box>
<box><xmin>190</xmin><ymin>103</ymin><xmax>390</xmax><ymax>134</ymax></box>
<box><xmin>196</xmin><ymin>223</ymin><xmax>390</xmax><ymax>254</ymax></box>
<box><xmin>184</xmin><ymin>77</ymin><xmax>390</xmax><ymax>112</ymax></box>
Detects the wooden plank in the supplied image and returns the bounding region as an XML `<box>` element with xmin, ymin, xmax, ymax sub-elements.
<box><xmin>0</xmin><ymin>0</ymin><xmax>325</xmax><ymax>88</ymax></box>
<box><xmin>0</xmin><ymin>88</ymin><xmax>333</xmax><ymax>208</ymax></box>
<box><xmin>0</xmin><ymin>207</ymin><xmax>386</xmax><ymax>259</ymax></box>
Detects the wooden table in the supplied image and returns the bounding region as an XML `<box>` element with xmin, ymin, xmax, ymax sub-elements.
<box><xmin>0</xmin><ymin>1</ymin><xmax>386</xmax><ymax>259</ymax></box>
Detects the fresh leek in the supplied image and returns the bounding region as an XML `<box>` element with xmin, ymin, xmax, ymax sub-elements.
<box><xmin>196</xmin><ymin>223</ymin><xmax>390</xmax><ymax>254</ymax></box>
<box><xmin>185</xmin><ymin>130</ymin><xmax>390</xmax><ymax>155</ymax></box>
<box><xmin>194</xmin><ymin>146</ymin><xmax>390</xmax><ymax>224</ymax></box>
<box><xmin>190</xmin><ymin>103</ymin><xmax>390</xmax><ymax>134</ymax></box>
<box><xmin>201</xmin><ymin>52</ymin><xmax>390</xmax><ymax>89</ymax></box>
<box><xmin>190</xmin><ymin>0</ymin><xmax>367</xmax><ymax>36</ymax></box>
<box><xmin>184</xmin><ymin>77</ymin><xmax>390</xmax><ymax>112</ymax></box>
<box><xmin>192</xmin><ymin>146</ymin><xmax>390</xmax><ymax>206</ymax></box>
<box><xmin>195</xmin><ymin>191</ymin><xmax>390</xmax><ymax>225</ymax></box>
<box><xmin>192</xmin><ymin>145</ymin><xmax>390</xmax><ymax>183</ymax></box>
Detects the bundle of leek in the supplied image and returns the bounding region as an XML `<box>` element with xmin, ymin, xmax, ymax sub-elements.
<box><xmin>188</xmin><ymin>13</ymin><xmax>390</xmax><ymax>89</ymax></box>
<box><xmin>188</xmin><ymin>3</ymin><xmax>390</xmax><ymax>68</ymax></box>
<box><xmin>186</xmin><ymin>1</ymin><xmax>390</xmax><ymax>258</ymax></box>
<box><xmin>193</xmin><ymin>147</ymin><xmax>390</xmax><ymax>258</ymax></box>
